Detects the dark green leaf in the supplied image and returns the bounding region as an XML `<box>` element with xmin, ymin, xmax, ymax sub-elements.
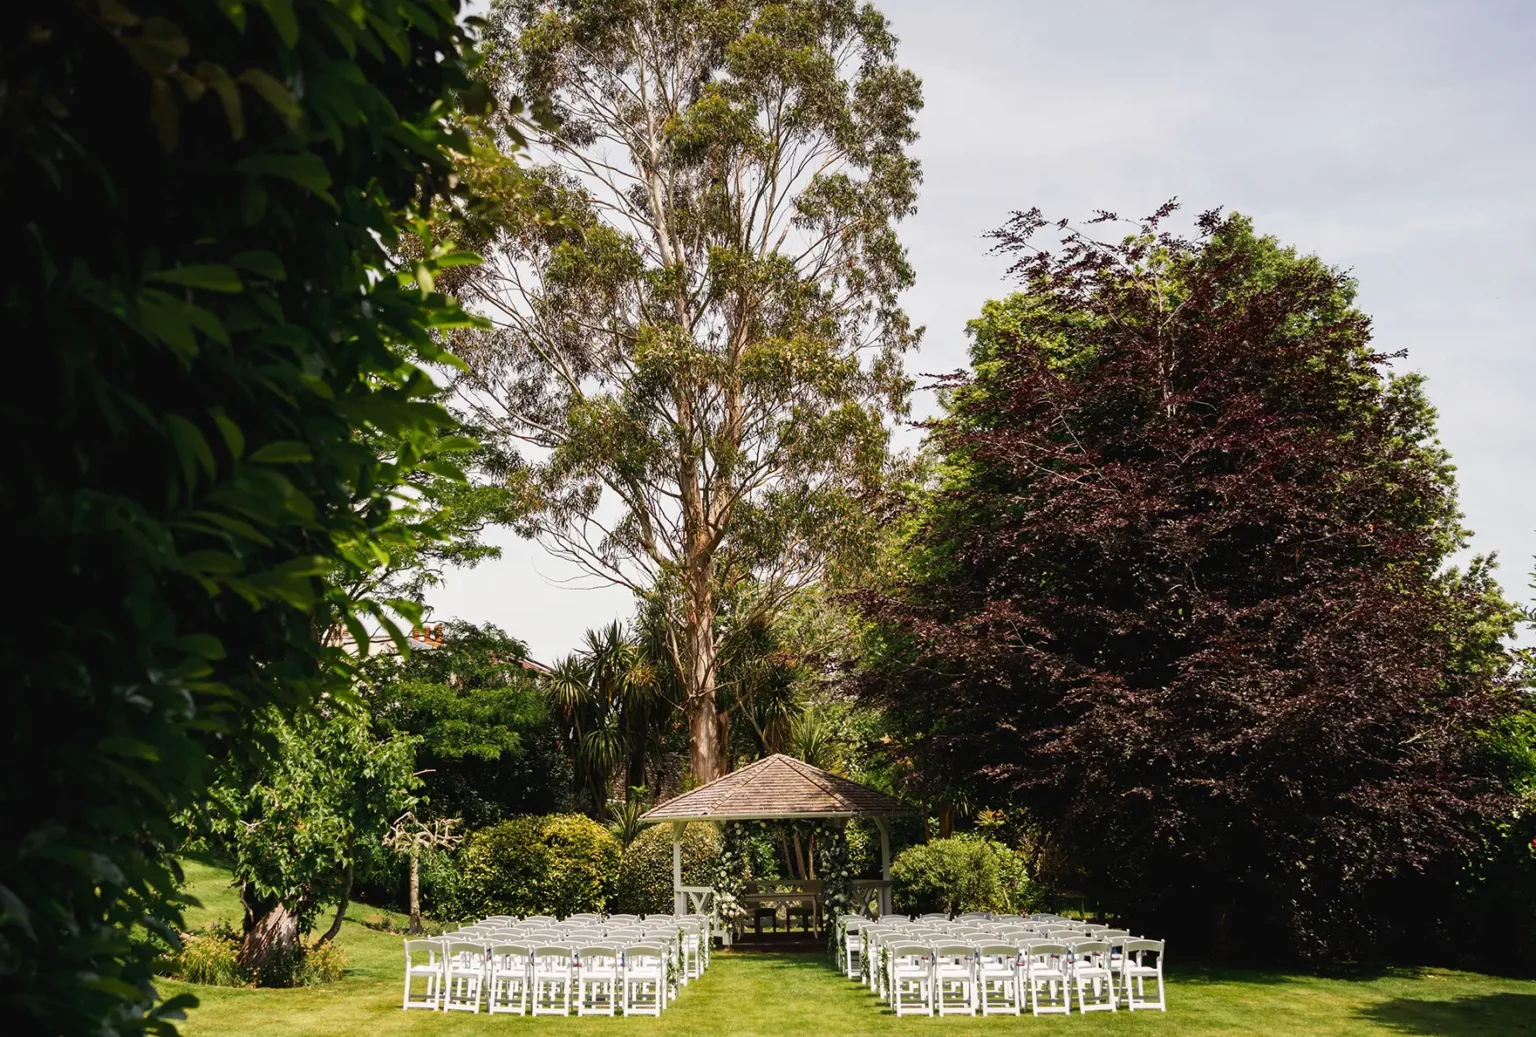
<box><xmin>150</xmin><ymin>265</ymin><xmax>243</xmax><ymax>293</ymax></box>
<box><xmin>249</xmin><ymin>440</ymin><xmax>314</xmax><ymax>464</ymax></box>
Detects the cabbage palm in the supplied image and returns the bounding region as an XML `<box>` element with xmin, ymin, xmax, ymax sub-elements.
<box><xmin>546</xmin><ymin>622</ymin><xmax>670</xmax><ymax>818</ymax></box>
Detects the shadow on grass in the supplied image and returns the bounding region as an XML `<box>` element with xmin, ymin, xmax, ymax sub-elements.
<box><xmin>1160</xmin><ymin>961</ymin><xmax>1430</xmax><ymax>987</ymax></box>
<box><xmin>1359</xmin><ymin>993</ymin><xmax>1536</xmax><ymax>1035</ymax></box>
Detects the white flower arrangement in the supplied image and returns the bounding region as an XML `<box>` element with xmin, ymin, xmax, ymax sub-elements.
<box><xmin>714</xmin><ymin>890</ymin><xmax>748</xmax><ymax>921</ymax></box>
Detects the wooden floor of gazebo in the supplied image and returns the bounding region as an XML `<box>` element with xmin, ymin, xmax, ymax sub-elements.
<box><xmin>728</xmin><ymin>931</ymin><xmax>826</xmax><ymax>953</ymax></box>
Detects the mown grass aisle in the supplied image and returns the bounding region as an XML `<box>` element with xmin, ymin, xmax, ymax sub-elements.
<box><xmin>164</xmin><ymin>862</ymin><xmax>1536</xmax><ymax>1036</ymax></box>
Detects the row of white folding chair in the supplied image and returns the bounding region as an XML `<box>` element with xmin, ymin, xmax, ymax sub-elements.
<box><xmin>860</xmin><ymin>926</ymin><xmax>1158</xmax><ymax>1006</ymax></box>
<box><xmin>402</xmin><ymin>938</ymin><xmax>678</xmax><ymax>1016</ymax></box>
<box><xmin>454</xmin><ymin>922</ymin><xmax>691</xmax><ymax>962</ymax></box>
<box><xmin>551</xmin><ymin>920</ymin><xmax>705</xmax><ymax>988</ymax></box>
<box><xmin>521</xmin><ymin>942</ymin><xmax>671</xmax><ymax>1017</ymax></box>
<box><xmin>883</xmin><ymin>940</ymin><xmax>1095</xmax><ymax>1017</ymax></box>
<box><xmin>846</xmin><ymin>916</ymin><xmax>1110</xmax><ymax>987</ymax></box>
<box><xmin>876</xmin><ymin>937</ymin><xmax>1166</xmax><ymax>1017</ymax></box>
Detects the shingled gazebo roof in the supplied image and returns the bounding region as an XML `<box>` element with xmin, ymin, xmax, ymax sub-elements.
<box><xmin>640</xmin><ymin>753</ymin><xmax>914</xmax><ymax>823</ymax></box>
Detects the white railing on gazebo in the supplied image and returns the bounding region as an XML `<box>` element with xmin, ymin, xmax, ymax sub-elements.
<box><xmin>852</xmin><ymin>879</ymin><xmax>892</xmax><ymax>918</ymax></box>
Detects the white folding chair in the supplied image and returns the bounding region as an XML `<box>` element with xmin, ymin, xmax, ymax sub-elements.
<box><xmin>1121</xmin><ymin>939</ymin><xmax>1167</xmax><ymax>1011</ymax></box>
<box><xmin>575</xmin><ymin>944</ymin><xmax>620</xmax><ymax>1016</ymax></box>
<box><xmin>842</xmin><ymin>917</ymin><xmax>865</xmax><ymax>979</ymax></box>
<box><xmin>487</xmin><ymin>943</ymin><xmax>531</xmax><ymax>1015</ymax></box>
<box><xmin>641</xmin><ymin>926</ymin><xmax>681</xmax><ymax>995</ymax></box>
<box><xmin>861</xmin><ymin>925</ymin><xmax>888</xmax><ymax>993</ymax></box>
<box><xmin>976</xmin><ymin>942</ymin><xmax>1022</xmax><ymax>1015</ymax></box>
<box><xmin>932</xmin><ymin>942</ymin><xmax>977</xmax><ymax>1016</ymax></box>
<box><xmin>401</xmin><ymin>939</ymin><xmax>443</xmax><ymax>1011</ymax></box>
<box><xmin>889</xmin><ymin>942</ymin><xmax>934</xmax><ymax>1017</ymax></box>
<box><xmin>531</xmin><ymin>945</ymin><xmax>574</xmax><ymax>1016</ymax></box>
<box><xmin>869</xmin><ymin>926</ymin><xmax>905</xmax><ymax>998</ymax></box>
<box><xmin>622</xmin><ymin>944</ymin><xmax>667</xmax><ymax>1016</ymax></box>
<box><xmin>1023</xmin><ymin>941</ymin><xmax>1071</xmax><ymax>1015</ymax></box>
<box><xmin>441</xmin><ymin>940</ymin><xmax>485</xmax><ymax>1013</ymax></box>
<box><xmin>1069</xmin><ymin>939</ymin><xmax>1117</xmax><ymax>1012</ymax></box>
<box><xmin>679</xmin><ymin>917</ymin><xmax>704</xmax><ymax>983</ymax></box>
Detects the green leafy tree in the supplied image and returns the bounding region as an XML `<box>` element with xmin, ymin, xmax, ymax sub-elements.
<box><xmin>455</xmin><ymin>0</ymin><xmax>924</xmax><ymax>781</ymax></box>
<box><xmin>369</xmin><ymin>621</ymin><xmax>570</xmax><ymax>826</ymax></box>
<box><xmin>202</xmin><ymin>705</ymin><xmax>417</xmax><ymax>981</ymax></box>
<box><xmin>613</xmin><ymin>822</ymin><xmax>720</xmax><ymax>915</ymax></box>
<box><xmin>890</xmin><ymin>835</ymin><xmax>1030</xmax><ymax>916</ymax></box>
<box><xmin>0</xmin><ymin>1</ymin><xmax>498</xmax><ymax>1030</ymax></box>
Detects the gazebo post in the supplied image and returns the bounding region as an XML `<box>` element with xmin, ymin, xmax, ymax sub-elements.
<box><xmin>672</xmin><ymin>820</ymin><xmax>685</xmax><ymax>916</ymax></box>
<box><xmin>874</xmin><ymin>816</ymin><xmax>892</xmax><ymax>917</ymax></box>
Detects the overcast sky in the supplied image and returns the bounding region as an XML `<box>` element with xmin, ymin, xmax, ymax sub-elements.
<box><xmin>433</xmin><ymin>0</ymin><xmax>1536</xmax><ymax>663</ymax></box>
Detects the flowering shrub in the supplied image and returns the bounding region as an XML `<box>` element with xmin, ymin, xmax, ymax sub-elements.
<box><xmin>301</xmin><ymin>941</ymin><xmax>350</xmax><ymax>985</ymax></box>
<box><xmin>168</xmin><ymin>924</ymin><xmax>242</xmax><ymax>987</ymax></box>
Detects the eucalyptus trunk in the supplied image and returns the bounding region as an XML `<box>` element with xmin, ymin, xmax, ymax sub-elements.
<box><xmin>683</xmin><ymin>585</ymin><xmax>725</xmax><ymax>782</ymax></box>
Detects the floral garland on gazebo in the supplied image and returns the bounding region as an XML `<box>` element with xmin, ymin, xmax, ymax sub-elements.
<box><xmin>710</xmin><ymin>818</ymin><xmax>853</xmax><ymax>957</ymax></box>
<box><xmin>712</xmin><ymin>822</ymin><xmax>751</xmax><ymax>933</ymax></box>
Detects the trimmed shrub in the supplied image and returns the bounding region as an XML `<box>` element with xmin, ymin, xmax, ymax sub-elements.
<box><xmin>541</xmin><ymin>814</ymin><xmax>624</xmax><ymax>918</ymax></box>
<box><xmin>891</xmin><ymin>835</ymin><xmax>1031</xmax><ymax>916</ymax></box>
<box><xmin>451</xmin><ymin>814</ymin><xmax>621</xmax><ymax>920</ymax></box>
<box><xmin>614</xmin><ymin>823</ymin><xmax>721</xmax><ymax>915</ymax></box>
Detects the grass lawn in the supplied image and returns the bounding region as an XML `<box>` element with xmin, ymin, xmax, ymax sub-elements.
<box><xmin>164</xmin><ymin>861</ymin><xmax>1536</xmax><ymax>1036</ymax></box>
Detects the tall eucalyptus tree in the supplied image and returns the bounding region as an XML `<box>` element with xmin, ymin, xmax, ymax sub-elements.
<box><xmin>457</xmin><ymin>0</ymin><xmax>923</xmax><ymax>780</ymax></box>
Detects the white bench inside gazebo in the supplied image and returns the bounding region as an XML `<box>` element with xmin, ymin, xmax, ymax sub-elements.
<box><xmin>639</xmin><ymin>753</ymin><xmax>916</xmax><ymax>933</ymax></box>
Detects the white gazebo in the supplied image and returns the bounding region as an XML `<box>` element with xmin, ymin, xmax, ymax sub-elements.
<box><xmin>640</xmin><ymin>753</ymin><xmax>915</xmax><ymax>920</ymax></box>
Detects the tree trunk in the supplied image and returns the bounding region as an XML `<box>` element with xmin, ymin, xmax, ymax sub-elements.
<box><xmin>684</xmin><ymin>598</ymin><xmax>725</xmax><ymax>783</ymax></box>
<box><xmin>626</xmin><ymin>727</ymin><xmax>647</xmax><ymax>796</ymax></box>
<box><xmin>407</xmin><ymin>850</ymin><xmax>424</xmax><ymax>935</ymax></box>
<box><xmin>317</xmin><ymin>848</ymin><xmax>354</xmax><ymax>946</ymax></box>
<box><xmin>239</xmin><ymin>899</ymin><xmax>300</xmax><ymax>983</ymax></box>
<box><xmin>788</xmin><ymin>830</ymin><xmax>809</xmax><ymax>880</ymax></box>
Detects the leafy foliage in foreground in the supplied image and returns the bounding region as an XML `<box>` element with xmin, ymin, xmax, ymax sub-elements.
<box><xmin>0</xmin><ymin>0</ymin><xmax>488</xmax><ymax>1030</ymax></box>
<box><xmin>861</xmin><ymin>205</ymin><xmax>1524</xmax><ymax>962</ymax></box>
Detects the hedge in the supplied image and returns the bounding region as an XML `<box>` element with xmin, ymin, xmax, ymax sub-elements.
<box><xmin>613</xmin><ymin>823</ymin><xmax>720</xmax><ymax>916</ymax></box>
<box><xmin>449</xmin><ymin>814</ymin><xmax>620</xmax><ymax>920</ymax></box>
<box><xmin>890</xmin><ymin>835</ymin><xmax>1032</xmax><ymax>915</ymax></box>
